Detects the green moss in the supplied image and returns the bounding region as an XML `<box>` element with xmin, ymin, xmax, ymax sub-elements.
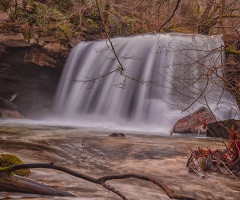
<box><xmin>0</xmin><ymin>166</ymin><xmax>8</xmax><ymax>171</ymax></box>
<box><xmin>0</xmin><ymin>154</ymin><xmax>31</xmax><ymax>176</ymax></box>
<box><xmin>22</xmin><ymin>28</ymin><xmax>31</xmax><ymax>42</ymax></box>
<box><xmin>226</xmin><ymin>45</ymin><xmax>240</xmax><ymax>55</ymax></box>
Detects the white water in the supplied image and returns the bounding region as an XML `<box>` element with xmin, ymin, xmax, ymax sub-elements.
<box><xmin>52</xmin><ymin>33</ymin><xmax>238</xmax><ymax>133</ymax></box>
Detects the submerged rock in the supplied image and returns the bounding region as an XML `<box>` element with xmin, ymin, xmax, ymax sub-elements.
<box><xmin>173</xmin><ymin>106</ymin><xmax>215</xmax><ymax>134</ymax></box>
<box><xmin>0</xmin><ymin>109</ymin><xmax>23</xmax><ymax>119</ymax></box>
<box><xmin>0</xmin><ymin>98</ymin><xmax>23</xmax><ymax>119</ymax></box>
<box><xmin>109</xmin><ymin>133</ymin><xmax>126</xmax><ymax>138</ymax></box>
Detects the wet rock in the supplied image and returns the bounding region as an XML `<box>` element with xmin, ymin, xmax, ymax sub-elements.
<box><xmin>173</xmin><ymin>106</ymin><xmax>215</xmax><ymax>134</ymax></box>
<box><xmin>24</xmin><ymin>47</ymin><xmax>57</xmax><ymax>67</ymax></box>
<box><xmin>0</xmin><ymin>98</ymin><xmax>23</xmax><ymax>119</ymax></box>
<box><xmin>0</xmin><ymin>98</ymin><xmax>17</xmax><ymax>110</ymax></box>
<box><xmin>0</xmin><ymin>33</ymin><xmax>31</xmax><ymax>47</ymax></box>
<box><xmin>0</xmin><ymin>109</ymin><xmax>23</xmax><ymax>119</ymax></box>
<box><xmin>207</xmin><ymin>119</ymin><xmax>240</xmax><ymax>139</ymax></box>
<box><xmin>0</xmin><ymin>40</ymin><xmax>67</xmax><ymax>116</ymax></box>
<box><xmin>43</xmin><ymin>42</ymin><xmax>61</xmax><ymax>53</ymax></box>
<box><xmin>0</xmin><ymin>153</ymin><xmax>30</xmax><ymax>176</ymax></box>
<box><xmin>109</xmin><ymin>133</ymin><xmax>126</xmax><ymax>138</ymax></box>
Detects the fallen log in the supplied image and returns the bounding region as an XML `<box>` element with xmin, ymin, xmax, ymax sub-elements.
<box><xmin>0</xmin><ymin>172</ymin><xmax>75</xmax><ymax>196</ymax></box>
<box><xmin>0</xmin><ymin>163</ymin><xmax>196</xmax><ymax>200</ymax></box>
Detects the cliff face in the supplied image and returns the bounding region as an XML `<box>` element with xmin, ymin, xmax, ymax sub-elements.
<box><xmin>0</xmin><ymin>29</ymin><xmax>71</xmax><ymax>117</ymax></box>
<box><xmin>0</xmin><ymin>33</ymin><xmax>69</xmax><ymax>117</ymax></box>
<box><xmin>0</xmin><ymin>0</ymin><xmax>98</xmax><ymax>117</ymax></box>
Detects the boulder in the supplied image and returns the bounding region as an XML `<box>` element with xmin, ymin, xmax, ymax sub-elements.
<box><xmin>109</xmin><ymin>133</ymin><xmax>126</xmax><ymax>138</ymax></box>
<box><xmin>0</xmin><ymin>154</ymin><xmax>30</xmax><ymax>176</ymax></box>
<box><xmin>0</xmin><ymin>109</ymin><xmax>24</xmax><ymax>119</ymax></box>
<box><xmin>173</xmin><ymin>106</ymin><xmax>215</xmax><ymax>134</ymax></box>
<box><xmin>0</xmin><ymin>33</ymin><xmax>31</xmax><ymax>47</ymax></box>
<box><xmin>0</xmin><ymin>98</ymin><xmax>24</xmax><ymax>119</ymax></box>
<box><xmin>207</xmin><ymin>119</ymin><xmax>240</xmax><ymax>139</ymax></box>
<box><xmin>0</xmin><ymin>98</ymin><xmax>17</xmax><ymax>110</ymax></box>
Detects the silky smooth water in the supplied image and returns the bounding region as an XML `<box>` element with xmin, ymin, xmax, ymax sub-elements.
<box><xmin>0</xmin><ymin>123</ymin><xmax>239</xmax><ymax>200</ymax></box>
<box><xmin>53</xmin><ymin>33</ymin><xmax>237</xmax><ymax>133</ymax></box>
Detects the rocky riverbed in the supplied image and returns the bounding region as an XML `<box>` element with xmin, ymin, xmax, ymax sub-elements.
<box><xmin>0</xmin><ymin>121</ymin><xmax>240</xmax><ymax>200</ymax></box>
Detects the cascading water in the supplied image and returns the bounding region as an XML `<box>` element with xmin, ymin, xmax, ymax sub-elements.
<box><xmin>53</xmin><ymin>33</ymin><xmax>237</xmax><ymax>133</ymax></box>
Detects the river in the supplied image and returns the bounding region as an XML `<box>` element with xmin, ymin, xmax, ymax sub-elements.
<box><xmin>0</xmin><ymin>121</ymin><xmax>239</xmax><ymax>200</ymax></box>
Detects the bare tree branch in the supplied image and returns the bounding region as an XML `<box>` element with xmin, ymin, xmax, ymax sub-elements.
<box><xmin>1</xmin><ymin>163</ymin><xmax>196</xmax><ymax>200</ymax></box>
<box><xmin>95</xmin><ymin>0</ymin><xmax>124</xmax><ymax>71</ymax></box>
<box><xmin>158</xmin><ymin>0</ymin><xmax>181</xmax><ymax>32</ymax></box>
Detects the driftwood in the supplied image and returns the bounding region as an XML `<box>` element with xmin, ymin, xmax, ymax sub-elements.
<box><xmin>188</xmin><ymin>124</ymin><xmax>240</xmax><ymax>179</ymax></box>
<box><xmin>0</xmin><ymin>163</ymin><xmax>195</xmax><ymax>200</ymax></box>
<box><xmin>187</xmin><ymin>147</ymin><xmax>240</xmax><ymax>180</ymax></box>
<box><xmin>0</xmin><ymin>172</ymin><xmax>75</xmax><ymax>196</ymax></box>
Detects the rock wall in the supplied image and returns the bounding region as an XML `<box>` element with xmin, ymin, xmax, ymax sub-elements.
<box><xmin>0</xmin><ymin>0</ymin><xmax>100</xmax><ymax>118</ymax></box>
<box><xmin>0</xmin><ymin>32</ymin><xmax>71</xmax><ymax>117</ymax></box>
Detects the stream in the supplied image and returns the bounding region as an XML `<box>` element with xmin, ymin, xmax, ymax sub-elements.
<box><xmin>0</xmin><ymin>121</ymin><xmax>240</xmax><ymax>200</ymax></box>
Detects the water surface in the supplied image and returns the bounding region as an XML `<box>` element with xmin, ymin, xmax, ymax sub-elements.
<box><xmin>0</xmin><ymin>122</ymin><xmax>239</xmax><ymax>200</ymax></box>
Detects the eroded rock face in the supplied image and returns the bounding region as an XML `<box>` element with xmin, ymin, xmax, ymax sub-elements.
<box><xmin>0</xmin><ymin>0</ymin><xmax>73</xmax><ymax>117</ymax></box>
<box><xmin>0</xmin><ymin>32</ymin><xmax>70</xmax><ymax>117</ymax></box>
<box><xmin>173</xmin><ymin>106</ymin><xmax>215</xmax><ymax>134</ymax></box>
<box><xmin>0</xmin><ymin>109</ymin><xmax>23</xmax><ymax>119</ymax></box>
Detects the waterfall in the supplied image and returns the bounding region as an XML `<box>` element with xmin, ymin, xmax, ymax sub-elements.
<box><xmin>53</xmin><ymin>33</ymin><xmax>237</xmax><ymax>133</ymax></box>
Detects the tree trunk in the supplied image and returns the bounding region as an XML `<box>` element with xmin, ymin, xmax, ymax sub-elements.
<box><xmin>0</xmin><ymin>173</ymin><xmax>75</xmax><ymax>196</ymax></box>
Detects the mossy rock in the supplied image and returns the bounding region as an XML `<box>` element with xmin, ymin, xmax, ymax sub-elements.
<box><xmin>0</xmin><ymin>154</ymin><xmax>31</xmax><ymax>176</ymax></box>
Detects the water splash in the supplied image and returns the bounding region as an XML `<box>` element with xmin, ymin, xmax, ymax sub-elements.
<box><xmin>53</xmin><ymin>33</ymin><xmax>237</xmax><ymax>133</ymax></box>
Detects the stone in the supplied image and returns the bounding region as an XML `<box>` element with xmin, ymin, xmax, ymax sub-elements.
<box><xmin>109</xmin><ymin>133</ymin><xmax>126</xmax><ymax>137</ymax></box>
<box><xmin>0</xmin><ymin>33</ymin><xmax>31</xmax><ymax>47</ymax></box>
<box><xmin>24</xmin><ymin>47</ymin><xmax>57</xmax><ymax>67</ymax></box>
<box><xmin>207</xmin><ymin>119</ymin><xmax>240</xmax><ymax>139</ymax></box>
<box><xmin>43</xmin><ymin>42</ymin><xmax>61</xmax><ymax>53</ymax></box>
<box><xmin>0</xmin><ymin>109</ymin><xmax>24</xmax><ymax>119</ymax></box>
<box><xmin>173</xmin><ymin>106</ymin><xmax>215</xmax><ymax>134</ymax></box>
<box><xmin>0</xmin><ymin>154</ymin><xmax>31</xmax><ymax>176</ymax></box>
<box><xmin>0</xmin><ymin>98</ymin><xmax>23</xmax><ymax>119</ymax></box>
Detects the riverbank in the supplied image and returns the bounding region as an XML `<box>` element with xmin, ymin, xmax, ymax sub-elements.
<box><xmin>0</xmin><ymin>122</ymin><xmax>239</xmax><ymax>200</ymax></box>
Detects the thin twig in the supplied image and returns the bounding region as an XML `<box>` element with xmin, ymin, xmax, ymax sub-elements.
<box><xmin>215</xmin><ymin>156</ymin><xmax>239</xmax><ymax>181</ymax></box>
<box><xmin>95</xmin><ymin>0</ymin><xmax>124</xmax><ymax>71</ymax></box>
<box><xmin>158</xmin><ymin>0</ymin><xmax>181</xmax><ymax>32</ymax></box>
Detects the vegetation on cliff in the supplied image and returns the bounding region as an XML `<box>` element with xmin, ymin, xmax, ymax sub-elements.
<box><xmin>0</xmin><ymin>0</ymin><xmax>239</xmax><ymax>115</ymax></box>
<box><xmin>0</xmin><ymin>0</ymin><xmax>239</xmax><ymax>42</ymax></box>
